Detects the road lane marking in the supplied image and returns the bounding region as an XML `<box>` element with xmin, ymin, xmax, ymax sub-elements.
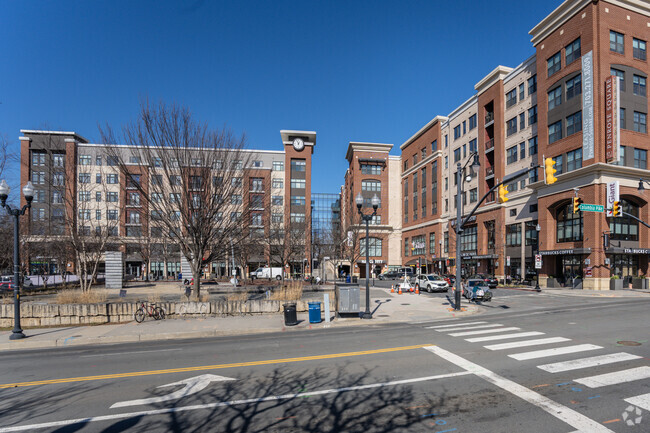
<box><xmin>424</xmin><ymin>346</ymin><xmax>614</xmax><ymax>433</ymax></box>
<box><xmin>425</xmin><ymin>321</ymin><xmax>488</xmax><ymax>329</ymax></box>
<box><xmin>0</xmin><ymin>370</ymin><xmax>471</xmax><ymax>432</ymax></box>
<box><xmin>537</xmin><ymin>353</ymin><xmax>642</xmax><ymax>373</ymax></box>
<box><xmin>484</xmin><ymin>337</ymin><xmax>571</xmax><ymax>351</ymax></box>
<box><xmin>81</xmin><ymin>348</ymin><xmax>183</xmax><ymax>358</ymax></box>
<box><xmin>624</xmin><ymin>393</ymin><xmax>650</xmax><ymax>411</ymax></box>
<box><xmin>435</xmin><ymin>324</ymin><xmax>504</xmax><ymax>332</ymax></box>
<box><xmin>508</xmin><ymin>344</ymin><xmax>602</xmax><ymax>361</ymax></box>
<box><xmin>574</xmin><ymin>366</ymin><xmax>650</xmax><ymax>388</ymax></box>
<box><xmin>0</xmin><ymin>344</ymin><xmax>433</xmax><ymax>390</ymax></box>
<box><xmin>448</xmin><ymin>327</ymin><xmax>520</xmax><ymax>337</ymax></box>
<box><xmin>465</xmin><ymin>331</ymin><xmax>545</xmax><ymax>342</ymax></box>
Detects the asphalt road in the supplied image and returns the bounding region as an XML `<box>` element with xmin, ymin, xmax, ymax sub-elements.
<box><xmin>1</xmin><ymin>294</ymin><xmax>649</xmax><ymax>432</ymax></box>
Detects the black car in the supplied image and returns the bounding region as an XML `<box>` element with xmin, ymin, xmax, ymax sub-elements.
<box><xmin>470</xmin><ymin>274</ymin><xmax>498</xmax><ymax>289</ymax></box>
<box><xmin>378</xmin><ymin>271</ymin><xmax>399</xmax><ymax>280</ymax></box>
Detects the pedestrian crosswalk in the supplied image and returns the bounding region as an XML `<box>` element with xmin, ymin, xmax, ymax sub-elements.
<box><xmin>427</xmin><ymin>319</ymin><xmax>649</xmax><ymax>417</ymax></box>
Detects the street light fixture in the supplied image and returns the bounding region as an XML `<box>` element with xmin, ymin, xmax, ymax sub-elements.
<box><xmin>534</xmin><ymin>223</ymin><xmax>541</xmax><ymax>292</ymax></box>
<box><xmin>638</xmin><ymin>179</ymin><xmax>650</xmax><ymax>191</ymax></box>
<box><xmin>0</xmin><ymin>180</ymin><xmax>34</xmax><ymax>340</ymax></box>
<box><xmin>454</xmin><ymin>153</ymin><xmax>480</xmax><ymax>311</ymax></box>
<box><xmin>356</xmin><ymin>192</ymin><xmax>380</xmax><ymax>319</ymax></box>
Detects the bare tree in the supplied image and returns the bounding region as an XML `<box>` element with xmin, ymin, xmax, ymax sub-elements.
<box><xmin>101</xmin><ymin>100</ymin><xmax>252</xmax><ymax>298</ymax></box>
<box><xmin>266</xmin><ymin>213</ymin><xmax>307</xmax><ymax>282</ymax></box>
<box><xmin>332</xmin><ymin>210</ymin><xmax>363</xmax><ymax>277</ymax></box>
<box><xmin>0</xmin><ymin>134</ymin><xmax>18</xmax><ymax>273</ymax></box>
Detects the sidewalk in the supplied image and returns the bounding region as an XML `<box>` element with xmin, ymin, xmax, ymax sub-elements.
<box><xmin>0</xmin><ymin>287</ymin><xmax>478</xmax><ymax>351</ymax></box>
<box><xmin>499</xmin><ymin>286</ymin><xmax>650</xmax><ymax>297</ymax></box>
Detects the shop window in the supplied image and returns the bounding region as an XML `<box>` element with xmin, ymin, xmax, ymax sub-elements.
<box><xmin>556</xmin><ymin>203</ymin><xmax>583</xmax><ymax>242</ymax></box>
<box><xmin>609</xmin><ymin>199</ymin><xmax>639</xmax><ymax>241</ymax></box>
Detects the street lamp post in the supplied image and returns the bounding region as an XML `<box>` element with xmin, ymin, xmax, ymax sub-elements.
<box><xmin>534</xmin><ymin>223</ymin><xmax>541</xmax><ymax>292</ymax></box>
<box><xmin>0</xmin><ymin>180</ymin><xmax>34</xmax><ymax>340</ymax></box>
<box><xmin>355</xmin><ymin>192</ymin><xmax>380</xmax><ymax>319</ymax></box>
<box><xmin>454</xmin><ymin>153</ymin><xmax>480</xmax><ymax>311</ymax></box>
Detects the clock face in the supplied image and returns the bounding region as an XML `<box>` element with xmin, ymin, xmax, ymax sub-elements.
<box><xmin>292</xmin><ymin>138</ymin><xmax>304</xmax><ymax>151</ymax></box>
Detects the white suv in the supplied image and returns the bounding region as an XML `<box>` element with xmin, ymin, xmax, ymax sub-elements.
<box><xmin>413</xmin><ymin>274</ymin><xmax>449</xmax><ymax>293</ymax></box>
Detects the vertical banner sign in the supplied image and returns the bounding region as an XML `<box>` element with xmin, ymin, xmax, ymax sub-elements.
<box><xmin>582</xmin><ymin>51</ymin><xmax>594</xmax><ymax>160</ymax></box>
<box><xmin>605</xmin><ymin>76</ymin><xmax>621</xmax><ymax>162</ymax></box>
<box><xmin>606</xmin><ymin>181</ymin><xmax>620</xmax><ymax>217</ymax></box>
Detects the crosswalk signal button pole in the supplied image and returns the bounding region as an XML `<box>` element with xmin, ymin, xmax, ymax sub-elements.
<box><xmin>545</xmin><ymin>157</ymin><xmax>557</xmax><ymax>185</ymax></box>
<box><xmin>498</xmin><ymin>184</ymin><xmax>509</xmax><ymax>203</ymax></box>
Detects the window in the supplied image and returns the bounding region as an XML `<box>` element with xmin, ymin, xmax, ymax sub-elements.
<box><xmin>361</xmin><ymin>164</ymin><xmax>381</xmax><ymax>175</ymax></box>
<box><xmin>555</xmin><ymin>154</ymin><xmax>564</xmax><ymax>175</ymax></box>
<box><xmin>411</xmin><ymin>235</ymin><xmax>426</xmax><ymax>255</ymax></box>
<box><xmin>431</xmin><ymin>139</ymin><xmax>438</xmax><ymax>152</ymax></box>
<box><xmin>610</xmin><ymin>199</ymin><xmax>639</xmax><ymax>240</ymax></box>
<box><xmin>547</xmin><ymin>51</ymin><xmax>561</xmax><ymax>77</ymax></box>
<box><xmin>507</xmin><ymin>181</ymin><xmax>518</xmax><ymax>192</ymax></box>
<box><xmin>611</xmin><ymin>68</ymin><xmax>625</xmax><ymax>91</ymax></box>
<box><xmin>107</xmin><ymin>192</ymin><xmax>118</xmax><ymax>202</ymax></box>
<box><xmin>615</xmin><ymin>145</ymin><xmax>626</xmax><ymax>166</ymax></box>
<box><xmin>253</xmin><ymin>160</ymin><xmax>263</xmax><ymax>168</ymax></box>
<box><xmin>557</xmin><ymin>203</ymin><xmax>583</xmax><ymax>242</ymax></box>
<box><xmin>506</xmin><ymin>89</ymin><xmax>517</xmax><ymax>108</ymax></box>
<box><xmin>33</xmin><ymin>190</ymin><xmax>45</xmax><ymax>203</ymax></box>
<box><xmin>78</xmin><ymin>209</ymin><xmax>91</xmax><ymax>220</ymax></box>
<box><xmin>567</xmin><ymin>148</ymin><xmax>582</xmax><ymax>172</ymax></box>
<box><xmin>519</xmin><ymin>83</ymin><xmax>525</xmax><ymax>101</ymax></box>
<box><xmin>234</xmin><ymin>160</ymin><xmax>243</xmax><ymax>170</ymax></box>
<box><xmin>126</xmin><ymin>227</ymin><xmax>141</xmax><ymax>237</ymax></box>
<box><xmin>126</xmin><ymin>175</ymin><xmax>140</xmax><ymax>189</ymax></box>
<box><xmin>95</xmin><ymin>192</ymin><xmax>101</xmax><ymax>202</ymax></box>
<box><xmin>525</xmin><ymin>221</ymin><xmax>539</xmax><ymax>246</ymax></box>
<box><xmin>463</xmin><ymin>144</ymin><xmax>466</xmax><ymax>158</ymax></box>
<box><xmin>507</xmin><ymin>146</ymin><xmax>518</xmax><ymax>164</ymax></box>
<box><xmin>634</xmin><ymin>111</ymin><xmax>647</xmax><ymax>133</ymax></box>
<box><xmin>150</xmin><ymin>192</ymin><xmax>162</xmax><ymax>203</ymax></box>
<box><xmin>31</xmin><ymin>208</ymin><xmax>45</xmax><ymax>221</ymax></box>
<box><xmin>106</xmin><ymin>174</ymin><xmax>118</xmax><ymax>184</ymax></box>
<box><xmin>32</xmin><ymin>171</ymin><xmax>45</xmax><ymax>184</ymax></box>
<box><xmin>404</xmin><ymin>238</ymin><xmax>409</xmax><ymax>256</ymax></box>
<box><xmin>470</xmin><ymin>188</ymin><xmax>477</xmax><ymax>203</ymax></box>
<box><xmin>170</xmin><ymin>193</ymin><xmax>181</xmax><ymax>204</ymax></box>
<box><xmin>528</xmin><ymin>75</ymin><xmax>537</xmax><ymax>95</ymax></box>
<box><xmin>566</xmin><ymin>74</ymin><xmax>582</xmax><ymax>100</ymax></box>
<box><xmin>519</xmin><ymin>142</ymin><xmax>526</xmax><ymax>159</ymax></box>
<box><xmin>528</xmin><ymin>105</ymin><xmax>537</xmax><ymax>125</ymax></box>
<box><xmin>250</xmin><ymin>178</ymin><xmax>263</xmax><ymax>192</ymax></box>
<box><xmin>272</xmin><ymin>179</ymin><xmax>283</xmax><ymax>189</ymax></box>
<box><xmin>95</xmin><ymin>173</ymin><xmax>102</xmax><ymax>184</ymax></box>
<box><xmin>53</xmin><ymin>154</ymin><xmax>64</xmax><ymax>167</ymax></box>
<box><xmin>412</xmin><ymin>154</ymin><xmax>417</xmax><ymax>165</ymax></box>
<box><xmin>290</xmin><ymin>179</ymin><xmax>306</xmax><ymax>189</ymax></box>
<box><xmin>231</xmin><ymin>194</ymin><xmax>242</xmax><ymax>205</ymax></box>
<box><xmin>151</xmin><ymin>174</ymin><xmax>162</xmax><ymax>186</ymax></box>
<box><xmin>107</xmin><ymin>156</ymin><xmax>118</xmax><ymax>166</ymax></box>
<box><xmin>460</xmin><ymin>226</ymin><xmax>477</xmax><ymax>252</ymax></box>
<box><xmin>429</xmin><ymin>233</ymin><xmax>436</xmax><ymax>255</ymax></box>
<box><xmin>469</xmin><ymin>114</ymin><xmax>477</xmax><ymax>130</ymax></box>
<box><xmin>361</xmin><ymin>237</ymin><xmax>382</xmax><ymax>257</ymax></box>
<box><xmin>231</xmin><ymin>177</ymin><xmax>242</xmax><ymax>187</ymax></box>
<box><xmin>151</xmin><ymin>210</ymin><xmax>162</xmax><ymax>221</ymax></box>
<box><xmin>453</xmin><ymin>148</ymin><xmax>461</xmax><ymax>162</ymax></box>
<box><xmin>444</xmin><ymin>156</ymin><xmax>448</xmax><ymax>169</ymax></box>
<box><xmin>530</xmin><ymin>204</ymin><xmax>538</xmax><ymax>213</ymax></box>
<box><xmin>129</xmin><ymin>156</ymin><xmax>141</xmax><ymax>164</ymax></box>
<box><xmin>52</xmin><ymin>191</ymin><xmax>63</xmax><ymax>204</ymax></box>
<box><xmin>621</xmin><ymin>108</ymin><xmax>626</xmax><ymax>130</ymax></box>
<box><xmin>506</xmin><ymin>117</ymin><xmax>517</xmax><ymax>136</ymax></box>
<box><xmin>290</xmin><ymin>213</ymin><xmax>305</xmax><ymax>223</ymax></box>
<box><xmin>272</xmin><ymin>195</ymin><xmax>283</xmax><ymax>206</ymax></box>
<box><xmin>566</xmin><ymin>111</ymin><xmax>582</xmax><ymax>136</ymax></box>
<box><xmin>510</xmin><ymin>209</ymin><xmax>517</xmax><ymax>217</ymax></box>
<box><xmin>290</xmin><ymin>195</ymin><xmax>305</xmax><ymax>205</ymax></box>
<box><xmin>152</xmin><ymin>157</ymin><xmax>161</xmax><ymax>167</ymax></box>
<box><xmin>291</xmin><ymin>159</ymin><xmax>306</xmax><ymax>172</ymax></box>
<box><xmin>506</xmin><ymin>223</ymin><xmax>522</xmax><ymax>246</ymax></box>
<box><xmin>403</xmin><ymin>161</ymin><xmax>408</xmax><ymax>172</ymax></box>
<box><xmin>462</xmin><ymin>121</ymin><xmax>466</xmax><ymax>135</ymax></box>
<box><xmin>32</xmin><ymin>152</ymin><xmax>45</xmax><ymax>166</ymax></box>
<box><xmin>78</xmin><ymin>173</ymin><xmax>90</xmax><ymax>184</ymax></box>
<box><xmin>633</xmin><ymin>38</ymin><xmax>647</xmax><ymax>60</ymax></box>
<box><xmin>421</xmin><ymin>148</ymin><xmax>427</xmax><ymax>160</ymax></box>
<box><xmin>444</xmin><ymin>135</ymin><xmax>448</xmax><ymax>147</ymax></box>
<box><xmin>361</xmin><ymin>180</ymin><xmax>381</xmax><ymax>192</ymax></box>
<box><xmin>79</xmin><ymin>155</ymin><xmax>91</xmax><ymax>165</ymax></box>
<box><xmin>53</xmin><ymin>172</ymin><xmax>64</xmax><ymax>186</ymax></box>
<box><xmin>528</xmin><ymin>169</ymin><xmax>538</xmax><ymax>184</ymax></box>
<box><xmin>273</xmin><ymin>161</ymin><xmax>284</xmax><ymax>171</ymax></box>
<box><xmin>565</xmin><ymin>38</ymin><xmax>581</xmax><ymax>64</ymax></box>
<box><xmin>454</xmin><ymin>125</ymin><xmax>461</xmax><ymax>139</ymax></box>
<box><xmin>519</xmin><ymin>112</ymin><xmax>526</xmax><ymax>130</ymax></box>
<box><xmin>230</xmin><ymin>212</ymin><xmax>241</xmax><ymax>221</ymax></box>
<box><xmin>610</xmin><ymin>30</ymin><xmax>624</xmax><ymax>54</ymax></box>
<box><xmin>469</xmin><ymin>138</ymin><xmax>477</xmax><ymax>153</ymax></box>
<box><xmin>548</xmin><ymin>86</ymin><xmax>562</xmax><ymax>110</ymax></box>
<box><xmin>271</xmin><ymin>213</ymin><xmax>283</xmax><ymax>224</ymax></box>
<box><xmin>444</xmin><ymin>232</ymin><xmax>449</xmax><ymax>253</ymax></box>
<box><xmin>251</xmin><ymin>213</ymin><xmax>263</xmax><ymax>226</ymax></box>
<box><xmin>549</xmin><ymin>120</ymin><xmax>563</xmax><ymax>144</ymax></box>
<box><xmin>634</xmin><ymin>148</ymin><xmax>647</xmax><ymax>169</ymax></box>
<box><xmin>127</xmin><ymin>192</ymin><xmax>140</xmax><ymax>206</ymax></box>
<box><xmin>633</xmin><ymin>75</ymin><xmax>646</xmax><ymax>96</ymax></box>
<box><xmin>444</xmin><ymin>177</ymin><xmax>448</xmax><ymax>191</ymax></box>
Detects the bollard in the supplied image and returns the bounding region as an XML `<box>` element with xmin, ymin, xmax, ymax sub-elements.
<box><xmin>324</xmin><ymin>293</ymin><xmax>330</xmax><ymax>323</ymax></box>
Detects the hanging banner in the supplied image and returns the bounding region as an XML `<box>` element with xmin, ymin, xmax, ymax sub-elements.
<box><xmin>606</xmin><ymin>181</ymin><xmax>620</xmax><ymax>217</ymax></box>
<box><xmin>582</xmin><ymin>51</ymin><xmax>594</xmax><ymax>160</ymax></box>
<box><xmin>605</xmin><ymin>75</ymin><xmax>621</xmax><ymax>163</ymax></box>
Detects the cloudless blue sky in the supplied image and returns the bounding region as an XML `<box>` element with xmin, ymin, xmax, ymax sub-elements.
<box><xmin>1</xmin><ymin>0</ymin><xmax>558</xmax><ymax>195</ymax></box>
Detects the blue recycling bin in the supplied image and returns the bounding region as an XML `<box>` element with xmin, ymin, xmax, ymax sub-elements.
<box><xmin>308</xmin><ymin>302</ymin><xmax>322</xmax><ymax>323</ymax></box>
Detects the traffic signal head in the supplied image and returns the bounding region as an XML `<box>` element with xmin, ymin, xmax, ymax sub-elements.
<box><xmin>573</xmin><ymin>196</ymin><xmax>581</xmax><ymax>213</ymax></box>
<box><xmin>498</xmin><ymin>184</ymin><xmax>509</xmax><ymax>203</ymax></box>
<box><xmin>612</xmin><ymin>201</ymin><xmax>621</xmax><ymax>217</ymax></box>
<box><xmin>545</xmin><ymin>158</ymin><xmax>557</xmax><ymax>184</ymax></box>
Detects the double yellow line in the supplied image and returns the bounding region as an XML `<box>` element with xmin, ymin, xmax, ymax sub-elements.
<box><xmin>0</xmin><ymin>344</ymin><xmax>433</xmax><ymax>389</ymax></box>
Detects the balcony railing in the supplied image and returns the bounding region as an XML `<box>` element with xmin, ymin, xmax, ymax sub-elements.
<box><xmin>485</xmin><ymin>112</ymin><xmax>494</xmax><ymax>124</ymax></box>
<box><xmin>485</xmin><ymin>138</ymin><xmax>494</xmax><ymax>150</ymax></box>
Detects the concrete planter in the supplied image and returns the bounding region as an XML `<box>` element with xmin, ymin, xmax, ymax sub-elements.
<box><xmin>632</xmin><ymin>278</ymin><xmax>649</xmax><ymax>290</ymax></box>
<box><xmin>546</xmin><ymin>277</ymin><xmax>559</xmax><ymax>288</ymax></box>
<box><xmin>610</xmin><ymin>279</ymin><xmax>623</xmax><ymax>290</ymax></box>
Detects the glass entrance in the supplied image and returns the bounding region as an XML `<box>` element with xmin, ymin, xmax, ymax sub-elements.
<box><xmin>555</xmin><ymin>255</ymin><xmax>583</xmax><ymax>286</ymax></box>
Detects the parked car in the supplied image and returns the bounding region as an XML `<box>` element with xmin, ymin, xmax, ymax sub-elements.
<box><xmin>0</xmin><ymin>275</ymin><xmax>33</xmax><ymax>290</ymax></box>
<box><xmin>469</xmin><ymin>274</ymin><xmax>498</xmax><ymax>289</ymax></box>
<box><xmin>463</xmin><ymin>279</ymin><xmax>493</xmax><ymax>302</ymax></box>
<box><xmin>378</xmin><ymin>271</ymin><xmax>399</xmax><ymax>280</ymax></box>
<box><xmin>413</xmin><ymin>274</ymin><xmax>449</xmax><ymax>293</ymax></box>
<box><xmin>397</xmin><ymin>267</ymin><xmax>415</xmax><ymax>279</ymax></box>
<box><xmin>251</xmin><ymin>267</ymin><xmax>283</xmax><ymax>280</ymax></box>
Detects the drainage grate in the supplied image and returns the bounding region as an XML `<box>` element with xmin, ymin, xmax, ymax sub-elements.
<box><xmin>617</xmin><ymin>340</ymin><xmax>642</xmax><ymax>346</ymax></box>
<box><xmin>401</xmin><ymin>303</ymin><xmax>410</xmax><ymax>306</ymax></box>
<box><xmin>377</xmin><ymin>314</ymin><xmax>390</xmax><ymax>317</ymax></box>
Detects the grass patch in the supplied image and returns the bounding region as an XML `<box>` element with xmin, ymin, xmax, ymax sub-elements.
<box><xmin>226</xmin><ymin>291</ymin><xmax>248</xmax><ymax>302</ymax></box>
<box><xmin>56</xmin><ymin>289</ymin><xmax>108</xmax><ymax>304</ymax></box>
<box><xmin>269</xmin><ymin>281</ymin><xmax>303</xmax><ymax>301</ymax></box>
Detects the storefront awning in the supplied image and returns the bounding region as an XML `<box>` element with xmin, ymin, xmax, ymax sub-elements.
<box><xmin>540</xmin><ymin>248</ymin><xmax>591</xmax><ymax>256</ymax></box>
<box><xmin>461</xmin><ymin>254</ymin><xmax>499</xmax><ymax>259</ymax></box>
<box><xmin>606</xmin><ymin>247</ymin><xmax>650</xmax><ymax>254</ymax></box>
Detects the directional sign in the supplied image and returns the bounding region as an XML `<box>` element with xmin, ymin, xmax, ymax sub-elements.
<box><xmin>110</xmin><ymin>374</ymin><xmax>236</xmax><ymax>408</ymax></box>
<box><xmin>579</xmin><ymin>204</ymin><xmax>604</xmax><ymax>212</ymax></box>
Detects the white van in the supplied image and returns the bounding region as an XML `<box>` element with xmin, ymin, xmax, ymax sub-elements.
<box><xmin>251</xmin><ymin>267</ymin><xmax>283</xmax><ymax>280</ymax></box>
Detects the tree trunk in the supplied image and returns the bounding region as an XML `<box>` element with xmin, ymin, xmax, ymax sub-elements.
<box><xmin>191</xmin><ymin>259</ymin><xmax>202</xmax><ymax>300</ymax></box>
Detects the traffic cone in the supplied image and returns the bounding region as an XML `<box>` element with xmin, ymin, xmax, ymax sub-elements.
<box><xmin>398</xmin><ymin>285</ymin><xmax>402</xmax><ymax>295</ymax></box>
<box><xmin>391</xmin><ymin>285</ymin><xmax>395</xmax><ymax>293</ymax></box>
<box><xmin>415</xmin><ymin>285</ymin><xmax>420</xmax><ymax>295</ymax></box>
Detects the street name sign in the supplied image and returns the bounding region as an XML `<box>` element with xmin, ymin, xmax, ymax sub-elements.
<box><xmin>579</xmin><ymin>204</ymin><xmax>604</xmax><ymax>212</ymax></box>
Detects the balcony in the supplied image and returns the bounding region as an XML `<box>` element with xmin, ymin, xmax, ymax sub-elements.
<box><xmin>485</xmin><ymin>112</ymin><xmax>494</xmax><ymax>127</ymax></box>
<box><xmin>485</xmin><ymin>167</ymin><xmax>495</xmax><ymax>179</ymax></box>
<box><xmin>485</xmin><ymin>138</ymin><xmax>494</xmax><ymax>152</ymax></box>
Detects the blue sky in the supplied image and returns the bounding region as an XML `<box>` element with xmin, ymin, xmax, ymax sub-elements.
<box><xmin>1</xmin><ymin>0</ymin><xmax>558</xmax><ymax>195</ymax></box>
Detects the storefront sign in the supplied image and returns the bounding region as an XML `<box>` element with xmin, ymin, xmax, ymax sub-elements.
<box><xmin>624</xmin><ymin>248</ymin><xmax>650</xmax><ymax>254</ymax></box>
<box><xmin>605</xmin><ymin>75</ymin><xmax>621</xmax><ymax>162</ymax></box>
<box><xmin>582</xmin><ymin>51</ymin><xmax>594</xmax><ymax>160</ymax></box>
<box><xmin>462</xmin><ymin>253</ymin><xmax>498</xmax><ymax>259</ymax></box>
<box><xmin>540</xmin><ymin>248</ymin><xmax>592</xmax><ymax>256</ymax></box>
<box><xmin>359</xmin><ymin>259</ymin><xmax>385</xmax><ymax>264</ymax></box>
<box><xmin>606</xmin><ymin>181</ymin><xmax>620</xmax><ymax>217</ymax></box>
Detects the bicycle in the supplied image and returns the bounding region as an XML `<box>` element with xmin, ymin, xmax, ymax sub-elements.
<box><xmin>134</xmin><ymin>301</ymin><xmax>165</xmax><ymax>323</ymax></box>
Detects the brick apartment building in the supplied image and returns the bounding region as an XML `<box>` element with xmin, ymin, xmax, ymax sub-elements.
<box><xmin>400</xmin><ymin>0</ymin><xmax>650</xmax><ymax>289</ymax></box>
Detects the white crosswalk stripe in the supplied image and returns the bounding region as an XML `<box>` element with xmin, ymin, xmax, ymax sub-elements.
<box><xmin>484</xmin><ymin>337</ymin><xmax>571</xmax><ymax>351</ymax></box>
<box><xmin>465</xmin><ymin>331</ymin><xmax>545</xmax><ymax>343</ymax></box>
<box><xmin>508</xmin><ymin>344</ymin><xmax>603</xmax><ymax>361</ymax></box>
<box><xmin>448</xmin><ymin>327</ymin><xmax>520</xmax><ymax>337</ymax></box>
<box><xmin>425</xmin><ymin>321</ymin><xmax>488</xmax><ymax>329</ymax></box>
<box><xmin>435</xmin><ymin>323</ymin><xmax>504</xmax><ymax>332</ymax></box>
<box><xmin>537</xmin><ymin>353</ymin><xmax>643</xmax><ymax>373</ymax></box>
<box><xmin>573</xmin><ymin>366</ymin><xmax>650</xmax><ymax>388</ymax></box>
<box><xmin>624</xmin><ymin>393</ymin><xmax>650</xmax><ymax>412</ymax></box>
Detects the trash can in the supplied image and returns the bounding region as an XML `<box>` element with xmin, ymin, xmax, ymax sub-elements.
<box><xmin>283</xmin><ymin>303</ymin><xmax>298</xmax><ymax>326</ymax></box>
<box><xmin>352</xmin><ymin>276</ymin><xmax>358</xmax><ymax>283</ymax></box>
<box><xmin>308</xmin><ymin>302</ymin><xmax>321</xmax><ymax>323</ymax></box>
<box><xmin>346</xmin><ymin>275</ymin><xmax>351</xmax><ymax>283</ymax></box>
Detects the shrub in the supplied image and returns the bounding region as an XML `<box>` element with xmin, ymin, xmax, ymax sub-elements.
<box><xmin>269</xmin><ymin>280</ymin><xmax>303</xmax><ymax>301</ymax></box>
<box><xmin>56</xmin><ymin>289</ymin><xmax>108</xmax><ymax>304</ymax></box>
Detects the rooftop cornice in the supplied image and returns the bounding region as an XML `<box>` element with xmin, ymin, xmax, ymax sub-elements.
<box><xmin>400</xmin><ymin>115</ymin><xmax>448</xmax><ymax>150</ymax></box>
<box><xmin>474</xmin><ymin>66</ymin><xmax>514</xmax><ymax>95</ymax></box>
<box><xmin>20</xmin><ymin>129</ymin><xmax>88</xmax><ymax>143</ymax></box>
<box><xmin>447</xmin><ymin>95</ymin><xmax>478</xmax><ymax>123</ymax></box>
<box><xmin>503</xmin><ymin>54</ymin><xmax>537</xmax><ymax>85</ymax></box>
<box><xmin>529</xmin><ymin>0</ymin><xmax>591</xmax><ymax>47</ymax></box>
<box><xmin>346</xmin><ymin>142</ymin><xmax>393</xmax><ymax>162</ymax></box>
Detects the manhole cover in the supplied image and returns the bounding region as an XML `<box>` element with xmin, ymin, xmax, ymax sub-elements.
<box><xmin>401</xmin><ymin>303</ymin><xmax>410</xmax><ymax>306</ymax></box>
<box><xmin>378</xmin><ymin>314</ymin><xmax>389</xmax><ymax>317</ymax></box>
<box><xmin>617</xmin><ymin>340</ymin><xmax>641</xmax><ymax>346</ymax></box>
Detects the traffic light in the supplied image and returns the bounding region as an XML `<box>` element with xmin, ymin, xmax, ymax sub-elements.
<box><xmin>612</xmin><ymin>201</ymin><xmax>621</xmax><ymax>217</ymax></box>
<box><xmin>572</xmin><ymin>196</ymin><xmax>582</xmax><ymax>213</ymax></box>
<box><xmin>545</xmin><ymin>157</ymin><xmax>557</xmax><ymax>185</ymax></box>
<box><xmin>498</xmin><ymin>184</ymin><xmax>509</xmax><ymax>203</ymax></box>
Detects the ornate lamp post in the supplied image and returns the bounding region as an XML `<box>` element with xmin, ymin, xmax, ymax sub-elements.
<box><xmin>0</xmin><ymin>180</ymin><xmax>34</xmax><ymax>340</ymax></box>
<box><xmin>355</xmin><ymin>192</ymin><xmax>380</xmax><ymax>319</ymax></box>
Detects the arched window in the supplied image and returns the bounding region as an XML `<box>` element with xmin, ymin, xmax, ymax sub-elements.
<box><xmin>361</xmin><ymin>180</ymin><xmax>381</xmax><ymax>192</ymax></box>
<box><xmin>609</xmin><ymin>199</ymin><xmax>639</xmax><ymax>241</ymax></box>
<box><xmin>556</xmin><ymin>203</ymin><xmax>583</xmax><ymax>242</ymax></box>
<box><xmin>360</xmin><ymin>237</ymin><xmax>382</xmax><ymax>257</ymax></box>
